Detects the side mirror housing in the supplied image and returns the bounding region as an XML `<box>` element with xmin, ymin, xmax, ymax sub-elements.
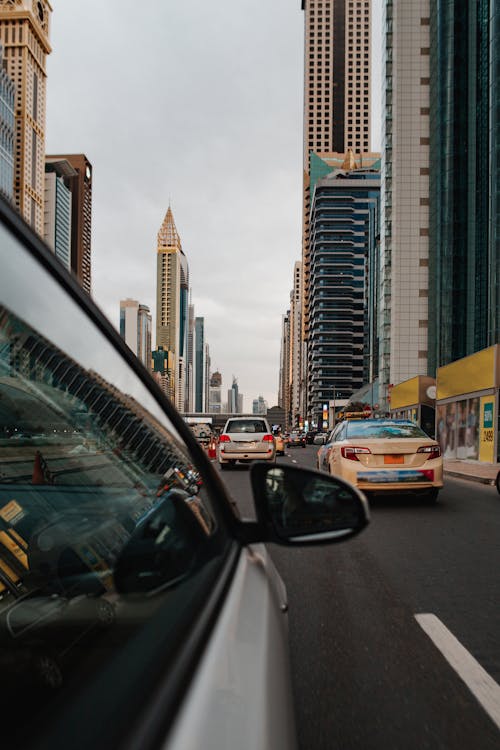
<box><xmin>249</xmin><ymin>463</ymin><xmax>369</xmax><ymax>546</ymax></box>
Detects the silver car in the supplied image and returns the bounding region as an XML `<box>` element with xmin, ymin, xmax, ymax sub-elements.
<box><xmin>0</xmin><ymin>197</ymin><xmax>369</xmax><ymax>750</ymax></box>
<box><xmin>219</xmin><ymin>416</ymin><xmax>276</xmax><ymax>468</ymax></box>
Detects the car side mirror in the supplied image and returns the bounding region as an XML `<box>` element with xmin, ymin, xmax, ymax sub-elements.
<box><xmin>249</xmin><ymin>463</ymin><xmax>369</xmax><ymax>545</ymax></box>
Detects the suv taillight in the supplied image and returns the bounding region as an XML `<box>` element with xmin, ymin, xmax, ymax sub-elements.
<box><xmin>341</xmin><ymin>446</ymin><xmax>371</xmax><ymax>461</ymax></box>
<box><xmin>263</xmin><ymin>434</ymin><xmax>274</xmax><ymax>442</ymax></box>
<box><xmin>219</xmin><ymin>434</ymin><xmax>230</xmax><ymax>443</ymax></box>
<box><xmin>417</xmin><ymin>445</ymin><xmax>441</xmax><ymax>460</ymax></box>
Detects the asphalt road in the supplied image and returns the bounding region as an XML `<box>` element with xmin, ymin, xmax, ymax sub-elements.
<box><xmin>217</xmin><ymin>446</ymin><xmax>500</xmax><ymax>750</ymax></box>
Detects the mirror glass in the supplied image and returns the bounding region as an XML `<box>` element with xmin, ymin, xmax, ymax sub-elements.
<box><xmin>260</xmin><ymin>465</ymin><xmax>366</xmax><ymax>541</ymax></box>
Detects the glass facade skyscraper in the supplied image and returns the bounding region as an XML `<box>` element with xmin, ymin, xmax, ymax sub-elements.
<box><xmin>428</xmin><ymin>0</ymin><xmax>500</xmax><ymax>370</ymax></box>
<box><xmin>194</xmin><ymin>317</ymin><xmax>205</xmax><ymax>413</ymax></box>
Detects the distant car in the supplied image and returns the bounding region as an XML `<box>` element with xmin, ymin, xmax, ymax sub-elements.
<box><xmin>274</xmin><ymin>433</ymin><xmax>285</xmax><ymax>456</ymax></box>
<box><xmin>326</xmin><ymin>419</ymin><xmax>443</xmax><ymax>502</ymax></box>
<box><xmin>305</xmin><ymin>431</ymin><xmax>318</xmax><ymax>444</ymax></box>
<box><xmin>218</xmin><ymin>416</ymin><xmax>276</xmax><ymax>468</ymax></box>
<box><xmin>313</xmin><ymin>433</ymin><xmax>328</xmax><ymax>445</ymax></box>
<box><xmin>287</xmin><ymin>431</ymin><xmax>306</xmax><ymax>448</ymax></box>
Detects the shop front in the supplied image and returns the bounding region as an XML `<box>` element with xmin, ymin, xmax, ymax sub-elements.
<box><xmin>389</xmin><ymin>376</ymin><xmax>436</xmax><ymax>437</ymax></box>
<box><xmin>435</xmin><ymin>345</ymin><xmax>499</xmax><ymax>462</ymax></box>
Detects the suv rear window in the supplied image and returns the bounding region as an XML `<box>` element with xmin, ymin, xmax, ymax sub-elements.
<box><xmin>225</xmin><ymin>419</ymin><xmax>268</xmax><ymax>434</ymax></box>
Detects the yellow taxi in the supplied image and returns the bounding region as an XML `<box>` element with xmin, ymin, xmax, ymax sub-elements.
<box><xmin>274</xmin><ymin>433</ymin><xmax>285</xmax><ymax>456</ymax></box>
<box><xmin>325</xmin><ymin>419</ymin><xmax>443</xmax><ymax>502</ymax></box>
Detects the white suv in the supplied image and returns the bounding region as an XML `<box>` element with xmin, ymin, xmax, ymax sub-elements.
<box><xmin>219</xmin><ymin>416</ymin><xmax>276</xmax><ymax>469</ymax></box>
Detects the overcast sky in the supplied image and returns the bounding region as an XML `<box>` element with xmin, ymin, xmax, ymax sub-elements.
<box><xmin>46</xmin><ymin>0</ymin><xmax>382</xmax><ymax>412</ymax></box>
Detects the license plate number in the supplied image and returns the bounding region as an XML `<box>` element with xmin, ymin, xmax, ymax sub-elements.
<box><xmin>384</xmin><ymin>455</ymin><xmax>404</xmax><ymax>464</ymax></box>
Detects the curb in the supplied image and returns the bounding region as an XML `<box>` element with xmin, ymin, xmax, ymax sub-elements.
<box><xmin>444</xmin><ymin>470</ymin><xmax>495</xmax><ymax>486</ymax></box>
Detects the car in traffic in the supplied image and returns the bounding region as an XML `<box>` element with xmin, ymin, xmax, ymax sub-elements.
<box><xmin>0</xmin><ymin>197</ymin><xmax>370</xmax><ymax>749</ymax></box>
<box><xmin>287</xmin><ymin>431</ymin><xmax>306</xmax><ymax>448</ymax></box>
<box><xmin>274</xmin><ymin>432</ymin><xmax>286</xmax><ymax>456</ymax></box>
<box><xmin>305</xmin><ymin>430</ymin><xmax>318</xmax><ymax>444</ymax></box>
<box><xmin>218</xmin><ymin>416</ymin><xmax>276</xmax><ymax>468</ymax></box>
<box><xmin>313</xmin><ymin>432</ymin><xmax>329</xmax><ymax>445</ymax></box>
<box><xmin>324</xmin><ymin>418</ymin><xmax>443</xmax><ymax>502</ymax></box>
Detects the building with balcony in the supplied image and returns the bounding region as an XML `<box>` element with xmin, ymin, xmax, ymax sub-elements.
<box><xmin>300</xmin><ymin>1</ymin><xmax>372</xmax><ymax>410</ymax></box>
<box><xmin>307</xmin><ymin>158</ymin><xmax>380</xmax><ymax>427</ymax></box>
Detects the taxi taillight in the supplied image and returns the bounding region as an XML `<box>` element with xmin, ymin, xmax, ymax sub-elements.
<box><xmin>417</xmin><ymin>445</ymin><xmax>441</xmax><ymax>460</ymax></box>
<box><xmin>341</xmin><ymin>446</ymin><xmax>371</xmax><ymax>461</ymax></box>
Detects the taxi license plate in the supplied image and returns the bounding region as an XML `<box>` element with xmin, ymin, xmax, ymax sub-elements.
<box><xmin>384</xmin><ymin>455</ymin><xmax>404</xmax><ymax>464</ymax></box>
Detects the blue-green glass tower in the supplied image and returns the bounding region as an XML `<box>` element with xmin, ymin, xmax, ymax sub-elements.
<box><xmin>428</xmin><ymin>0</ymin><xmax>500</xmax><ymax>371</ymax></box>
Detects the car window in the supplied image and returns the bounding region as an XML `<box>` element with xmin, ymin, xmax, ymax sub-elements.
<box><xmin>0</xmin><ymin>225</ymin><xmax>232</xmax><ymax>748</ymax></box>
<box><xmin>331</xmin><ymin>423</ymin><xmax>346</xmax><ymax>441</ymax></box>
<box><xmin>225</xmin><ymin>419</ymin><xmax>268</xmax><ymax>433</ymax></box>
<box><xmin>345</xmin><ymin>421</ymin><xmax>429</xmax><ymax>439</ymax></box>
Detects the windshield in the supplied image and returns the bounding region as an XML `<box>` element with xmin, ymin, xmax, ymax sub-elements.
<box><xmin>345</xmin><ymin>421</ymin><xmax>429</xmax><ymax>439</ymax></box>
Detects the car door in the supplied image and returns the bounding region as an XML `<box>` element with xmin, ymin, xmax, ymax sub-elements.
<box><xmin>328</xmin><ymin>422</ymin><xmax>347</xmax><ymax>475</ymax></box>
<box><xmin>0</xmin><ymin>199</ymin><xmax>295</xmax><ymax>750</ymax></box>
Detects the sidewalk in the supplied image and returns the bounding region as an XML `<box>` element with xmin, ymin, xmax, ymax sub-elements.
<box><xmin>443</xmin><ymin>458</ymin><xmax>500</xmax><ymax>486</ymax></box>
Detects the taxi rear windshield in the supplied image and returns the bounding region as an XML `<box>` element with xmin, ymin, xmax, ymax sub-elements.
<box><xmin>346</xmin><ymin>421</ymin><xmax>429</xmax><ymax>439</ymax></box>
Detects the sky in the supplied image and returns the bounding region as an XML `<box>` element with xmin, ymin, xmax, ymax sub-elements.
<box><xmin>46</xmin><ymin>0</ymin><xmax>382</xmax><ymax>412</ymax></box>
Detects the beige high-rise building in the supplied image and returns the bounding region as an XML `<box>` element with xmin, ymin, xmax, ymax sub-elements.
<box><xmin>379</xmin><ymin>0</ymin><xmax>430</xmax><ymax>409</ymax></box>
<box><xmin>0</xmin><ymin>0</ymin><xmax>52</xmax><ymax>235</ymax></box>
<box><xmin>301</xmin><ymin>1</ymin><xmax>371</xmax><ymax>417</ymax></box>
<box><xmin>302</xmin><ymin>0</ymin><xmax>371</xmax><ymax>167</ymax></box>
<box><xmin>156</xmin><ymin>205</ymin><xmax>188</xmax><ymax>407</ymax></box>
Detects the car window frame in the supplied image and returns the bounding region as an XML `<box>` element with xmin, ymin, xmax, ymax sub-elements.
<box><xmin>0</xmin><ymin>196</ymin><xmax>245</xmax><ymax>750</ymax></box>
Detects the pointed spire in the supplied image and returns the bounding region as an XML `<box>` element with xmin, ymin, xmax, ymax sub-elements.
<box><xmin>158</xmin><ymin>205</ymin><xmax>182</xmax><ymax>250</ymax></box>
<box><xmin>341</xmin><ymin>148</ymin><xmax>358</xmax><ymax>171</ymax></box>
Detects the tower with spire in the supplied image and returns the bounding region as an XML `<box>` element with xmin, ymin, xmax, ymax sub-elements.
<box><xmin>156</xmin><ymin>205</ymin><xmax>189</xmax><ymax>408</ymax></box>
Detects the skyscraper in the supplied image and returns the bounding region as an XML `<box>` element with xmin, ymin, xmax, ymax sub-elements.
<box><xmin>156</xmin><ymin>205</ymin><xmax>189</xmax><ymax>408</ymax></box>
<box><xmin>0</xmin><ymin>0</ymin><xmax>52</xmax><ymax>235</ymax></box>
<box><xmin>379</xmin><ymin>0</ymin><xmax>431</xmax><ymax>410</ymax></box>
<box><xmin>0</xmin><ymin>43</ymin><xmax>14</xmax><ymax>201</ymax></box>
<box><xmin>195</xmin><ymin>316</ymin><xmax>205</xmax><ymax>412</ymax></box>
<box><xmin>208</xmin><ymin>370</ymin><xmax>222</xmax><ymax>413</ymax></box>
<box><xmin>308</xmin><ymin>159</ymin><xmax>380</xmax><ymax>426</ymax></box>
<box><xmin>119</xmin><ymin>298</ymin><xmax>152</xmax><ymax>369</ymax></box>
<box><xmin>428</xmin><ymin>0</ymin><xmax>500</xmax><ymax>369</ymax></box>
<box><xmin>185</xmin><ymin>301</ymin><xmax>195</xmax><ymax>412</ymax></box>
<box><xmin>300</xmin><ymin>1</ymin><xmax>372</xmax><ymax>420</ymax></box>
<box><xmin>46</xmin><ymin>154</ymin><xmax>93</xmax><ymax>294</ymax></box>
<box><xmin>44</xmin><ymin>158</ymin><xmax>75</xmax><ymax>271</ymax></box>
<box><xmin>302</xmin><ymin>0</ymin><xmax>371</xmax><ymax>161</ymax></box>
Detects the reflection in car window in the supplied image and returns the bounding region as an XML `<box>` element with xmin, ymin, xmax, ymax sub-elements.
<box><xmin>345</xmin><ymin>420</ymin><xmax>429</xmax><ymax>439</ymax></box>
<box><xmin>0</xmin><ymin>304</ymin><xmax>228</xmax><ymax>746</ymax></box>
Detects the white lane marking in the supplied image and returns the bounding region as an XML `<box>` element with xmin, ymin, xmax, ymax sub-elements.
<box><xmin>415</xmin><ymin>613</ymin><xmax>500</xmax><ymax>730</ymax></box>
<box><xmin>292</xmin><ymin>459</ymin><xmax>297</xmax><ymax>464</ymax></box>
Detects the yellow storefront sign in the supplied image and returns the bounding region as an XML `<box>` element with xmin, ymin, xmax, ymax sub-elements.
<box><xmin>437</xmin><ymin>346</ymin><xmax>499</xmax><ymax>400</ymax></box>
<box><xmin>479</xmin><ymin>395</ymin><xmax>496</xmax><ymax>463</ymax></box>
